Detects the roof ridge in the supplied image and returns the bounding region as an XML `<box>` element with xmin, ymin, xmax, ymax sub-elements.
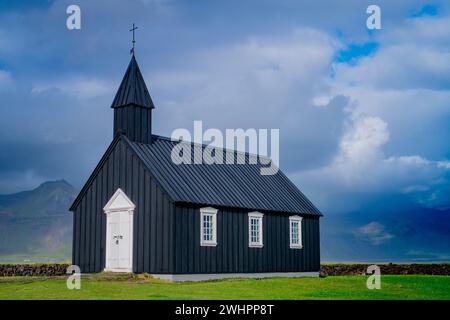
<box><xmin>71</xmin><ymin>135</ymin><xmax>322</xmax><ymax>216</ymax></box>
<box><xmin>129</xmin><ymin>135</ymin><xmax>322</xmax><ymax>216</ymax></box>
<box><xmin>146</xmin><ymin>134</ymin><xmax>273</xmax><ymax>162</ymax></box>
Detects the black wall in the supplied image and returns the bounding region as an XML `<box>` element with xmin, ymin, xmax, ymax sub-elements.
<box><xmin>72</xmin><ymin>138</ymin><xmax>174</xmax><ymax>273</ymax></box>
<box><xmin>72</xmin><ymin>138</ymin><xmax>321</xmax><ymax>274</ymax></box>
<box><xmin>173</xmin><ymin>204</ymin><xmax>320</xmax><ymax>274</ymax></box>
<box><xmin>113</xmin><ymin>105</ymin><xmax>152</xmax><ymax>144</ymax></box>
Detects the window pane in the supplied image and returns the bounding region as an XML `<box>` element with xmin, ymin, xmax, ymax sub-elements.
<box><xmin>203</xmin><ymin>214</ymin><xmax>214</xmax><ymax>242</ymax></box>
<box><xmin>291</xmin><ymin>220</ymin><xmax>300</xmax><ymax>245</ymax></box>
<box><xmin>250</xmin><ymin>217</ymin><xmax>261</xmax><ymax>244</ymax></box>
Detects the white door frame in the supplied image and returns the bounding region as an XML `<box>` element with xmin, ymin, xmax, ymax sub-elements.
<box><xmin>103</xmin><ymin>188</ymin><xmax>135</xmax><ymax>273</ymax></box>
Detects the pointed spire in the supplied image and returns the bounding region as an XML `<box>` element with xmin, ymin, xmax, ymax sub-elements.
<box><xmin>111</xmin><ymin>55</ymin><xmax>155</xmax><ymax>109</ymax></box>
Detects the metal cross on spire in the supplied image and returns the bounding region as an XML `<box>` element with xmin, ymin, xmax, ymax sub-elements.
<box><xmin>130</xmin><ymin>23</ymin><xmax>138</xmax><ymax>55</ymax></box>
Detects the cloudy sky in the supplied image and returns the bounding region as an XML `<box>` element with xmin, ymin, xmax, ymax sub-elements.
<box><xmin>1</xmin><ymin>1</ymin><xmax>449</xmax><ymax>259</ymax></box>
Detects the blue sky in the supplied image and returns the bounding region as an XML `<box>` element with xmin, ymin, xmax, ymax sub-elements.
<box><xmin>0</xmin><ymin>1</ymin><xmax>449</xmax><ymax>260</ymax></box>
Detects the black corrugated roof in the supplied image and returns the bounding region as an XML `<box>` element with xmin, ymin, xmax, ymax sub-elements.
<box><xmin>72</xmin><ymin>55</ymin><xmax>321</xmax><ymax>216</ymax></box>
<box><xmin>125</xmin><ymin>135</ymin><xmax>322</xmax><ymax>216</ymax></box>
<box><xmin>111</xmin><ymin>55</ymin><xmax>155</xmax><ymax>109</ymax></box>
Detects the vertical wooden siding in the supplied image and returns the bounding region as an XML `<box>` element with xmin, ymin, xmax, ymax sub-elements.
<box><xmin>72</xmin><ymin>139</ymin><xmax>173</xmax><ymax>273</ymax></box>
<box><xmin>113</xmin><ymin>107</ymin><xmax>152</xmax><ymax>144</ymax></box>
<box><xmin>173</xmin><ymin>205</ymin><xmax>320</xmax><ymax>274</ymax></box>
<box><xmin>73</xmin><ymin>138</ymin><xmax>321</xmax><ymax>274</ymax></box>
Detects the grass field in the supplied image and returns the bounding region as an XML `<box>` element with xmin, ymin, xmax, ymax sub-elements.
<box><xmin>0</xmin><ymin>274</ymin><xmax>449</xmax><ymax>300</ymax></box>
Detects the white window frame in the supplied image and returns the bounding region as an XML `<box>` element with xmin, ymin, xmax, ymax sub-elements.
<box><xmin>289</xmin><ymin>215</ymin><xmax>303</xmax><ymax>249</ymax></box>
<box><xmin>200</xmin><ymin>207</ymin><xmax>218</xmax><ymax>246</ymax></box>
<box><xmin>248</xmin><ymin>212</ymin><xmax>264</xmax><ymax>248</ymax></box>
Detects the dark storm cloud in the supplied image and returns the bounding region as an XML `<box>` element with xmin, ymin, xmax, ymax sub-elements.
<box><xmin>0</xmin><ymin>0</ymin><xmax>449</xmax><ymax>220</ymax></box>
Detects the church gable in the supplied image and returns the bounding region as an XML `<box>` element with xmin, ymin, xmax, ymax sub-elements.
<box><xmin>70</xmin><ymin>134</ymin><xmax>173</xmax><ymax>212</ymax></box>
<box><xmin>71</xmin><ymin>133</ymin><xmax>175</xmax><ymax>273</ymax></box>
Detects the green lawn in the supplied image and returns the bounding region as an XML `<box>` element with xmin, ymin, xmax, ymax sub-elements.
<box><xmin>0</xmin><ymin>274</ymin><xmax>449</xmax><ymax>300</ymax></box>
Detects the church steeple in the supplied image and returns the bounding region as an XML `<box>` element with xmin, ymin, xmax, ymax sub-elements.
<box><xmin>111</xmin><ymin>55</ymin><xmax>154</xmax><ymax>109</ymax></box>
<box><xmin>112</xmin><ymin>54</ymin><xmax>154</xmax><ymax>144</ymax></box>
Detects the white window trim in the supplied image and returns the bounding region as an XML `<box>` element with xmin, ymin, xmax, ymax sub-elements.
<box><xmin>289</xmin><ymin>215</ymin><xmax>303</xmax><ymax>249</ymax></box>
<box><xmin>200</xmin><ymin>207</ymin><xmax>218</xmax><ymax>247</ymax></box>
<box><xmin>248</xmin><ymin>212</ymin><xmax>264</xmax><ymax>248</ymax></box>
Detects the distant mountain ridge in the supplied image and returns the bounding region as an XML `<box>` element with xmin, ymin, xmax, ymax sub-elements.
<box><xmin>0</xmin><ymin>180</ymin><xmax>78</xmax><ymax>262</ymax></box>
<box><xmin>1</xmin><ymin>180</ymin><xmax>448</xmax><ymax>263</ymax></box>
<box><xmin>321</xmin><ymin>206</ymin><xmax>450</xmax><ymax>262</ymax></box>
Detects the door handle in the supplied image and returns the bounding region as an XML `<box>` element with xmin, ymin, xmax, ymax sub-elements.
<box><xmin>113</xmin><ymin>235</ymin><xmax>123</xmax><ymax>244</ymax></box>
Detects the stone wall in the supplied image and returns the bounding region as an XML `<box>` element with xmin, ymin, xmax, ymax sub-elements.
<box><xmin>0</xmin><ymin>263</ymin><xmax>449</xmax><ymax>277</ymax></box>
<box><xmin>320</xmin><ymin>263</ymin><xmax>450</xmax><ymax>276</ymax></box>
<box><xmin>0</xmin><ymin>264</ymin><xmax>70</xmax><ymax>276</ymax></box>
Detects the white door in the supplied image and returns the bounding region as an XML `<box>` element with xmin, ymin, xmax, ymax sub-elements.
<box><xmin>106</xmin><ymin>211</ymin><xmax>133</xmax><ymax>271</ymax></box>
<box><xmin>104</xmin><ymin>188</ymin><xmax>135</xmax><ymax>272</ymax></box>
<box><xmin>107</xmin><ymin>212</ymin><xmax>120</xmax><ymax>269</ymax></box>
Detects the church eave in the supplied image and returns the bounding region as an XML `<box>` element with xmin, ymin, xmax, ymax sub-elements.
<box><xmin>111</xmin><ymin>102</ymin><xmax>155</xmax><ymax>109</ymax></box>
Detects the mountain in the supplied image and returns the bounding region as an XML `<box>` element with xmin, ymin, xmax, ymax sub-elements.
<box><xmin>1</xmin><ymin>180</ymin><xmax>448</xmax><ymax>263</ymax></box>
<box><xmin>321</xmin><ymin>207</ymin><xmax>450</xmax><ymax>262</ymax></box>
<box><xmin>0</xmin><ymin>180</ymin><xmax>77</xmax><ymax>263</ymax></box>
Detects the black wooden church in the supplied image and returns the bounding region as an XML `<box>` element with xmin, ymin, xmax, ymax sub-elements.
<box><xmin>70</xmin><ymin>53</ymin><xmax>322</xmax><ymax>281</ymax></box>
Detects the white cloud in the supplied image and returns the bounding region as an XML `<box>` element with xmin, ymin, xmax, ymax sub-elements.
<box><xmin>152</xmin><ymin>28</ymin><xmax>339</xmax><ymax>125</ymax></box>
<box><xmin>334</xmin><ymin>16</ymin><xmax>450</xmax><ymax>91</ymax></box>
<box><xmin>438</xmin><ymin>161</ymin><xmax>450</xmax><ymax>169</ymax></box>
<box><xmin>150</xmin><ymin>28</ymin><xmax>345</xmax><ymax>171</ymax></box>
<box><xmin>388</xmin><ymin>16</ymin><xmax>450</xmax><ymax>46</ymax></box>
<box><xmin>0</xmin><ymin>3</ymin><xmax>449</xmax><ymax>208</ymax></box>
<box><xmin>385</xmin><ymin>155</ymin><xmax>430</xmax><ymax>166</ymax></box>
<box><xmin>0</xmin><ymin>170</ymin><xmax>46</xmax><ymax>194</ymax></box>
<box><xmin>293</xmin><ymin>111</ymin><xmax>450</xmax><ymax>210</ymax></box>
<box><xmin>145</xmin><ymin>17</ymin><xmax>450</xmax><ymax>212</ymax></box>
<box><xmin>321</xmin><ymin>17</ymin><xmax>450</xmax><ymax>166</ymax></box>
<box><xmin>31</xmin><ymin>78</ymin><xmax>114</xmax><ymax>99</ymax></box>
<box><xmin>353</xmin><ymin>222</ymin><xmax>394</xmax><ymax>245</ymax></box>
<box><xmin>337</xmin><ymin>116</ymin><xmax>389</xmax><ymax>167</ymax></box>
<box><xmin>293</xmin><ymin>15</ymin><xmax>450</xmax><ymax>211</ymax></box>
